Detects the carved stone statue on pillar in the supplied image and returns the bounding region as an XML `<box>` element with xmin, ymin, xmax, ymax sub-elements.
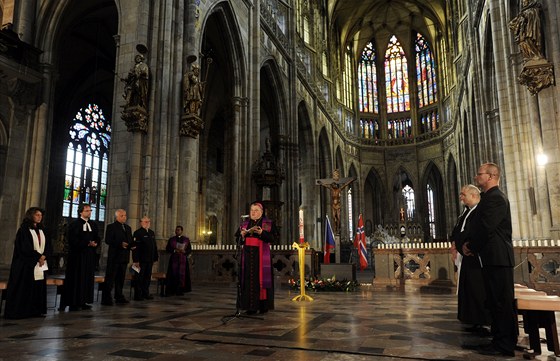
<box><xmin>121</xmin><ymin>46</ymin><xmax>149</xmax><ymax>133</ymax></box>
<box><xmin>180</xmin><ymin>56</ymin><xmax>212</xmax><ymax>138</ymax></box>
<box><xmin>509</xmin><ymin>0</ymin><xmax>554</xmax><ymax>94</ymax></box>
<box><xmin>316</xmin><ymin>169</ymin><xmax>356</xmax><ymax>235</ymax></box>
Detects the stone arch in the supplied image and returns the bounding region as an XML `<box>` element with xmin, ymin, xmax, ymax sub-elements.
<box><xmin>446</xmin><ymin>154</ymin><xmax>459</xmax><ymax>231</ymax></box>
<box><xmin>199</xmin><ymin>1</ymin><xmax>248</xmax><ymax>244</ymax></box>
<box><xmin>37</xmin><ymin>1</ymin><xmax>118</xmax><ymax>233</ymax></box>
<box><xmin>364</xmin><ymin>167</ymin><xmax>386</xmax><ymax>233</ymax></box>
<box><xmin>391</xmin><ymin>166</ymin><xmax>416</xmax><ymax>224</ymax></box>
<box><xmin>317</xmin><ymin>127</ymin><xmax>332</xmax><ymax>241</ymax></box>
<box><xmin>421</xmin><ymin>161</ymin><xmax>446</xmax><ymax>240</ymax></box>
<box><xmin>297</xmin><ymin>101</ymin><xmax>317</xmax><ymax>244</ymax></box>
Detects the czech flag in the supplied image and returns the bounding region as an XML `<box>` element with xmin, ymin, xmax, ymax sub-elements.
<box><xmin>354</xmin><ymin>214</ymin><xmax>368</xmax><ymax>270</ymax></box>
<box><xmin>323</xmin><ymin>215</ymin><xmax>336</xmax><ymax>264</ymax></box>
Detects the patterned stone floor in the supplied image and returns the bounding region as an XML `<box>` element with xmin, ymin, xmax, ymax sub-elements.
<box><xmin>1</xmin><ymin>279</ymin><xmax>558</xmax><ymax>360</ymax></box>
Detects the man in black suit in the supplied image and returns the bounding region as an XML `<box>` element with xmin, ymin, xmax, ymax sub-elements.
<box><xmin>463</xmin><ymin>163</ymin><xmax>517</xmax><ymax>357</ymax></box>
<box><xmin>132</xmin><ymin>216</ymin><xmax>158</xmax><ymax>300</ymax></box>
<box><xmin>102</xmin><ymin>209</ymin><xmax>134</xmax><ymax>305</ymax></box>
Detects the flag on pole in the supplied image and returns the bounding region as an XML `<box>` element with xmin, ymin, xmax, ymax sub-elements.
<box><xmin>354</xmin><ymin>214</ymin><xmax>368</xmax><ymax>270</ymax></box>
<box><xmin>323</xmin><ymin>215</ymin><xmax>336</xmax><ymax>264</ymax></box>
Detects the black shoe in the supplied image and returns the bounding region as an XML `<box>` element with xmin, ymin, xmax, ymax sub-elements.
<box><xmin>68</xmin><ymin>306</ymin><xmax>81</xmax><ymax>311</ymax></box>
<box><xmin>477</xmin><ymin>344</ymin><xmax>515</xmax><ymax>357</ymax></box>
<box><xmin>259</xmin><ymin>309</ymin><xmax>268</xmax><ymax>314</ymax></box>
<box><xmin>144</xmin><ymin>294</ymin><xmax>154</xmax><ymax>300</ymax></box>
<box><xmin>245</xmin><ymin>310</ymin><xmax>257</xmax><ymax>315</ymax></box>
<box><xmin>176</xmin><ymin>292</ymin><xmax>184</xmax><ymax>296</ymax></box>
<box><xmin>134</xmin><ymin>296</ymin><xmax>144</xmax><ymax>301</ymax></box>
<box><xmin>115</xmin><ymin>298</ymin><xmax>129</xmax><ymax>304</ymax></box>
<box><xmin>81</xmin><ymin>304</ymin><xmax>92</xmax><ymax>310</ymax></box>
<box><xmin>101</xmin><ymin>300</ymin><xmax>113</xmax><ymax>306</ymax></box>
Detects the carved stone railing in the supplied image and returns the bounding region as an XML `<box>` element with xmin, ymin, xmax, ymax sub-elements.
<box><xmin>373</xmin><ymin>240</ymin><xmax>560</xmax><ymax>295</ymax></box>
<box><xmin>175</xmin><ymin>245</ymin><xmax>318</xmax><ymax>284</ymax></box>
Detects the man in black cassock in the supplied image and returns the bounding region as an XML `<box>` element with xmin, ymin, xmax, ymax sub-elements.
<box><xmin>60</xmin><ymin>203</ymin><xmax>100</xmax><ymax>311</ymax></box>
<box><xmin>132</xmin><ymin>216</ymin><xmax>158</xmax><ymax>300</ymax></box>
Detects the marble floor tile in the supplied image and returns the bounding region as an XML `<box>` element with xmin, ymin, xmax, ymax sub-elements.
<box><xmin>0</xmin><ymin>281</ymin><xmax>558</xmax><ymax>360</ymax></box>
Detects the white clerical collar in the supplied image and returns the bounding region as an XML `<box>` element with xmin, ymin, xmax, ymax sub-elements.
<box><xmin>81</xmin><ymin>217</ymin><xmax>92</xmax><ymax>232</ymax></box>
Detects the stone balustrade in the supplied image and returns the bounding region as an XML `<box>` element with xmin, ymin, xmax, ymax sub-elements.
<box><xmin>172</xmin><ymin>241</ymin><xmax>560</xmax><ymax>296</ymax></box>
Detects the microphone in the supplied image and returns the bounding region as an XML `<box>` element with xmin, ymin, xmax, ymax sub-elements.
<box><xmin>241</xmin><ymin>215</ymin><xmax>250</xmax><ymax>220</ymax></box>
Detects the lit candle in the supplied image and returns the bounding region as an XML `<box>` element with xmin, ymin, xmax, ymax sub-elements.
<box><xmin>299</xmin><ymin>209</ymin><xmax>304</xmax><ymax>243</ymax></box>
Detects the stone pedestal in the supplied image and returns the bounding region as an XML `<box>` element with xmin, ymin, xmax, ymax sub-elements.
<box><xmin>121</xmin><ymin>105</ymin><xmax>148</xmax><ymax>133</ymax></box>
<box><xmin>320</xmin><ymin>263</ymin><xmax>356</xmax><ymax>281</ymax></box>
<box><xmin>180</xmin><ymin>113</ymin><xmax>203</xmax><ymax>138</ymax></box>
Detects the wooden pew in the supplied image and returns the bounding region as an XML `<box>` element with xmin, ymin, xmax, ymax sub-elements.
<box><xmin>46</xmin><ymin>276</ymin><xmax>65</xmax><ymax>309</ymax></box>
<box><xmin>516</xmin><ymin>293</ymin><xmax>560</xmax><ymax>356</ymax></box>
<box><xmin>0</xmin><ymin>281</ymin><xmax>7</xmax><ymax>314</ymax></box>
<box><xmin>152</xmin><ymin>272</ymin><xmax>166</xmax><ymax>296</ymax></box>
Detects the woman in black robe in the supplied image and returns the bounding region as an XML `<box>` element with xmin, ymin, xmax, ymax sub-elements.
<box><xmin>235</xmin><ymin>202</ymin><xmax>278</xmax><ymax>314</ymax></box>
<box><xmin>4</xmin><ymin>207</ymin><xmax>52</xmax><ymax>319</ymax></box>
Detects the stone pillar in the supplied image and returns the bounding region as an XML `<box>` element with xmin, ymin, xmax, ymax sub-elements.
<box><xmin>13</xmin><ymin>0</ymin><xmax>36</xmax><ymax>43</ymax></box>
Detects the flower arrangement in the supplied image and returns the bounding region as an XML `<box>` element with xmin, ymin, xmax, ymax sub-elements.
<box><xmin>288</xmin><ymin>275</ymin><xmax>360</xmax><ymax>292</ymax></box>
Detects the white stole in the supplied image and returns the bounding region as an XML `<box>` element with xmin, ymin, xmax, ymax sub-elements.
<box><xmin>30</xmin><ymin>228</ymin><xmax>47</xmax><ymax>280</ymax></box>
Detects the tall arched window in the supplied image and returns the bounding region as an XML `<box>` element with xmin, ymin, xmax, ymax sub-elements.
<box><xmin>62</xmin><ymin>103</ymin><xmax>111</xmax><ymax>221</ymax></box>
<box><xmin>342</xmin><ymin>46</ymin><xmax>354</xmax><ymax>108</ymax></box>
<box><xmin>426</xmin><ymin>184</ymin><xmax>436</xmax><ymax>239</ymax></box>
<box><xmin>415</xmin><ymin>32</ymin><xmax>437</xmax><ymax>107</ymax></box>
<box><xmin>358</xmin><ymin>32</ymin><xmax>439</xmax><ymax>141</ymax></box>
<box><xmin>402</xmin><ymin>184</ymin><xmax>415</xmax><ymax>220</ymax></box>
<box><xmin>358</xmin><ymin>41</ymin><xmax>378</xmax><ymax>113</ymax></box>
<box><xmin>385</xmin><ymin>35</ymin><xmax>409</xmax><ymax>113</ymax></box>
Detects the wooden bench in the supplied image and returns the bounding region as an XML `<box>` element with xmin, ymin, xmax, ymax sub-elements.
<box><xmin>152</xmin><ymin>272</ymin><xmax>166</xmax><ymax>296</ymax></box>
<box><xmin>95</xmin><ymin>275</ymin><xmax>105</xmax><ymax>301</ymax></box>
<box><xmin>126</xmin><ymin>271</ymin><xmax>167</xmax><ymax>297</ymax></box>
<box><xmin>46</xmin><ymin>276</ymin><xmax>65</xmax><ymax>309</ymax></box>
<box><xmin>516</xmin><ymin>293</ymin><xmax>560</xmax><ymax>356</ymax></box>
<box><xmin>0</xmin><ymin>281</ymin><xmax>7</xmax><ymax>314</ymax></box>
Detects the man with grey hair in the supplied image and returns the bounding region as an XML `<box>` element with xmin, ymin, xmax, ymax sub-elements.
<box><xmin>102</xmin><ymin>209</ymin><xmax>134</xmax><ymax>306</ymax></box>
<box><xmin>451</xmin><ymin>185</ymin><xmax>490</xmax><ymax>334</ymax></box>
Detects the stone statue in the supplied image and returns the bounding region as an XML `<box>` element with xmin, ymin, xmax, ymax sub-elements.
<box><xmin>122</xmin><ymin>54</ymin><xmax>149</xmax><ymax>109</ymax></box>
<box><xmin>316</xmin><ymin>169</ymin><xmax>356</xmax><ymax>234</ymax></box>
<box><xmin>183</xmin><ymin>63</ymin><xmax>204</xmax><ymax>116</ymax></box>
<box><xmin>509</xmin><ymin>0</ymin><xmax>544</xmax><ymax>62</ymax></box>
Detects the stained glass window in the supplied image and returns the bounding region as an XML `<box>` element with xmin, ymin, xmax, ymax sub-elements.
<box><xmin>415</xmin><ymin>33</ymin><xmax>437</xmax><ymax>108</ymax></box>
<box><xmin>358</xmin><ymin>41</ymin><xmax>378</xmax><ymax>113</ymax></box>
<box><xmin>360</xmin><ymin>118</ymin><xmax>380</xmax><ymax>139</ymax></box>
<box><xmin>342</xmin><ymin>46</ymin><xmax>354</xmax><ymax>108</ymax></box>
<box><xmin>427</xmin><ymin>184</ymin><xmax>436</xmax><ymax>239</ymax></box>
<box><xmin>402</xmin><ymin>185</ymin><xmax>415</xmax><ymax>220</ymax></box>
<box><xmin>387</xmin><ymin>118</ymin><xmax>412</xmax><ymax>139</ymax></box>
<box><xmin>420</xmin><ymin>110</ymin><xmax>439</xmax><ymax>133</ymax></box>
<box><xmin>62</xmin><ymin>103</ymin><xmax>111</xmax><ymax>221</ymax></box>
<box><xmin>385</xmin><ymin>35</ymin><xmax>410</xmax><ymax>113</ymax></box>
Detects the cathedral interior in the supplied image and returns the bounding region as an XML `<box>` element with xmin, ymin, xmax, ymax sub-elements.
<box><xmin>1</xmin><ymin>0</ymin><xmax>560</xmax><ymax>359</ymax></box>
<box><xmin>0</xmin><ymin>0</ymin><xmax>559</xmax><ymax>265</ymax></box>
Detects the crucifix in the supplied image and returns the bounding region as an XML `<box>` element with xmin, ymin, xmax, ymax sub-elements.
<box><xmin>316</xmin><ymin>169</ymin><xmax>356</xmax><ymax>235</ymax></box>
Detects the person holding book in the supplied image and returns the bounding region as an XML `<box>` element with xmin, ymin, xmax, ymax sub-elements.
<box><xmin>132</xmin><ymin>216</ymin><xmax>158</xmax><ymax>300</ymax></box>
<box><xmin>235</xmin><ymin>202</ymin><xmax>278</xmax><ymax>314</ymax></box>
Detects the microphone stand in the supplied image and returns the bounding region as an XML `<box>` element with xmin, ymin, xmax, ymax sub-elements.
<box><xmin>221</xmin><ymin>229</ymin><xmax>263</xmax><ymax>324</ymax></box>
